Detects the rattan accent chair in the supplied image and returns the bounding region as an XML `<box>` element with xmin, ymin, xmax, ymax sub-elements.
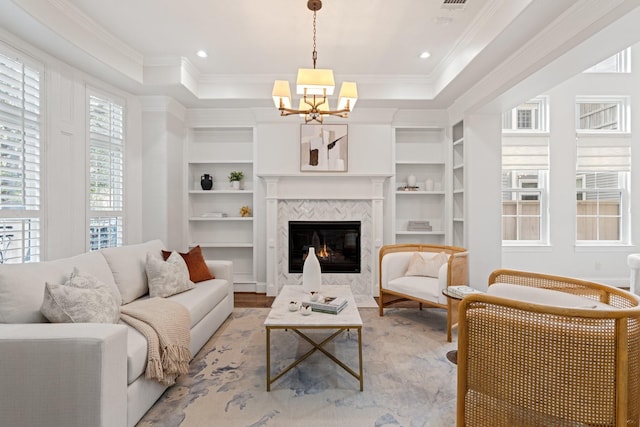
<box><xmin>457</xmin><ymin>269</ymin><xmax>640</xmax><ymax>427</ymax></box>
<box><xmin>378</xmin><ymin>243</ymin><xmax>469</xmax><ymax>342</ymax></box>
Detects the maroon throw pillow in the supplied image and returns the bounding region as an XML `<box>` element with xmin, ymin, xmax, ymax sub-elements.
<box><xmin>162</xmin><ymin>246</ymin><xmax>214</xmax><ymax>282</ymax></box>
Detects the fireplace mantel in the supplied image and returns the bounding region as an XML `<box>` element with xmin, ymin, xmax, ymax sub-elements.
<box><xmin>259</xmin><ymin>174</ymin><xmax>391</xmax><ymax>296</ymax></box>
<box><xmin>258</xmin><ymin>173</ymin><xmax>392</xmax><ymax>201</ymax></box>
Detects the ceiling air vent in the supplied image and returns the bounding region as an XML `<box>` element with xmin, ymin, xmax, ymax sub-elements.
<box><xmin>442</xmin><ymin>0</ymin><xmax>467</xmax><ymax>9</ymax></box>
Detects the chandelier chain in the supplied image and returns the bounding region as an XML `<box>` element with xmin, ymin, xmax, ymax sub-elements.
<box><xmin>312</xmin><ymin>10</ymin><xmax>317</xmax><ymax>69</ymax></box>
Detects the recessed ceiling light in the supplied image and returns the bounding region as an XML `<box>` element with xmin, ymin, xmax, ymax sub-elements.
<box><xmin>419</xmin><ymin>51</ymin><xmax>431</xmax><ymax>59</ymax></box>
<box><xmin>196</xmin><ymin>50</ymin><xmax>208</xmax><ymax>58</ymax></box>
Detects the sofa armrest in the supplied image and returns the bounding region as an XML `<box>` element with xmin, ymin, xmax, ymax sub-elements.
<box><xmin>205</xmin><ymin>259</ymin><xmax>234</xmax><ymax>283</ymax></box>
<box><xmin>0</xmin><ymin>323</ymin><xmax>128</xmax><ymax>427</ymax></box>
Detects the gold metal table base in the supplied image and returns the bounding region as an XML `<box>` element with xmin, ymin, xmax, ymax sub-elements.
<box><xmin>266</xmin><ymin>325</ymin><xmax>363</xmax><ymax>391</ymax></box>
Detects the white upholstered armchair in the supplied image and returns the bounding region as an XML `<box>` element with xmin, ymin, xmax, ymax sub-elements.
<box><xmin>378</xmin><ymin>244</ymin><xmax>469</xmax><ymax>342</ymax></box>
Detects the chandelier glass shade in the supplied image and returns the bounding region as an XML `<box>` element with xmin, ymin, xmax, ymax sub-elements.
<box><xmin>272</xmin><ymin>0</ymin><xmax>357</xmax><ymax>123</ymax></box>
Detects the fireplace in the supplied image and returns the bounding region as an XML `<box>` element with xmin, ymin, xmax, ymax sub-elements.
<box><xmin>289</xmin><ymin>221</ymin><xmax>361</xmax><ymax>273</ymax></box>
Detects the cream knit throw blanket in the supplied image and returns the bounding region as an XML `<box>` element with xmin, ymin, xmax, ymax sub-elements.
<box><xmin>120</xmin><ymin>297</ymin><xmax>191</xmax><ymax>386</ymax></box>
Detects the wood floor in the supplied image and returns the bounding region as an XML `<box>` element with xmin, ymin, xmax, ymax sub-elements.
<box><xmin>234</xmin><ymin>292</ymin><xmax>275</xmax><ymax>308</ymax></box>
<box><xmin>234</xmin><ymin>292</ymin><xmax>414</xmax><ymax>308</ymax></box>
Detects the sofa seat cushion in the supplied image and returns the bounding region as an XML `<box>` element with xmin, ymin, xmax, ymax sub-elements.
<box><xmin>167</xmin><ymin>278</ymin><xmax>230</xmax><ymax>327</ymax></box>
<box><xmin>124</xmin><ymin>278</ymin><xmax>230</xmax><ymax>384</ymax></box>
<box><xmin>0</xmin><ymin>251</ymin><xmax>117</xmax><ymax>324</ymax></box>
<box><xmin>386</xmin><ymin>276</ymin><xmax>442</xmax><ymax>305</ymax></box>
<box><xmin>488</xmin><ymin>283</ymin><xmax>615</xmax><ymax>310</ymax></box>
<box><xmin>101</xmin><ymin>240</ymin><xmax>165</xmax><ymax>304</ymax></box>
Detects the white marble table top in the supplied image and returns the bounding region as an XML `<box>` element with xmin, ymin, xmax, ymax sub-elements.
<box><xmin>264</xmin><ymin>285</ymin><xmax>363</xmax><ymax>328</ymax></box>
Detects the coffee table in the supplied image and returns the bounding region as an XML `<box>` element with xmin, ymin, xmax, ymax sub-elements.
<box><xmin>264</xmin><ymin>285</ymin><xmax>363</xmax><ymax>391</ymax></box>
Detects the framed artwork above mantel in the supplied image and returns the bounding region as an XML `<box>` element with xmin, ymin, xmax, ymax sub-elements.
<box><xmin>300</xmin><ymin>124</ymin><xmax>348</xmax><ymax>172</ymax></box>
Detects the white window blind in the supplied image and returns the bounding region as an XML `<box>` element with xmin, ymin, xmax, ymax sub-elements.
<box><xmin>88</xmin><ymin>92</ymin><xmax>124</xmax><ymax>250</ymax></box>
<box><xmin>576</xmin><ymin>136</ymin><xmax>631</xmax><ymax>172</ymax></box>
<box><xmin>0</xmin><ymin>50</ymin><xmax>41</xmax><ymax>263</ymax></box>
<box><xmin>502</xmin><ymin>136</ymin><xmax>549</xmax><ymax>170</ymax></box>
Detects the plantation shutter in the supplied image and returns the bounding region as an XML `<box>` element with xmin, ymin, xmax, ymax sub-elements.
<box><xmin>0</xmin><ymin>52</ymin><xmax>40</xmax><ymax>210</ymax></box>
<box><xmin>576</xmin><ymin>136</ymin><xmax>631</xmax><ymax>172</ymax></box>
<box><xmin>88</xmin><ymin>92</ymin><xmax>124</xmax><ymax>250</ymax></box>
<box><xmin>89</xmin><ymin>95</ymin><xmax>123</xmax><ymax>210</ymax></box>
<box><xmin>502</xmin><ymin>136</ymin><xmax>549</xmax><ymax>170</ymax></box>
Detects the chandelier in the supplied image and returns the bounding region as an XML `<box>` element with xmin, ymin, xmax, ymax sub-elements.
<box><xmin>272</xmin><ymin>0</ymin><xmax>358</xmax><ymax>124</ymax></box>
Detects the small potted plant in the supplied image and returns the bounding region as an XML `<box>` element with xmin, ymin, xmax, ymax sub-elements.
<box><xmin>228</xmin><ymin>171</ymin><xmax>244</xmax><ymax>189</ymax></box>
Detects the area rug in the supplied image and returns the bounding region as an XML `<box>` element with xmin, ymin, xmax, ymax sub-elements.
<box><xmin>137</xmin><ymin>307</ymin><xmax>458</xmax><ymax>427</ymax></box>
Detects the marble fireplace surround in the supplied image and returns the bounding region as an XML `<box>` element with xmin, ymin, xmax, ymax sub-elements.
<box><xmin>259</xmin><ymin>174</ymin><xmax>391</xmax><ymax>297</ymax></box>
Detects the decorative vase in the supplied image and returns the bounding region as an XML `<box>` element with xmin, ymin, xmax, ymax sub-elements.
<box><xmin>302</xmin><ymin>247</ymin><xmax>321</xmax><ymax>293</ymax></box>
<box><xmin>407</xmin><ymin>174</ymin><xmax>416</xmax><ymax>188</ymax></box>
<box><xmin>425</xmin><ymin>178</ymin><xmax>434</xmax><ymax>191</ymax></box>
<box><xmin>231</xmin><ymin>180</ymin><xmax>240</xmax><ymax>190</ymax></box>
<box><xmin>200</xmin><ymin>174</ymin><xmax>213</xmax><ymax>190</ymax></box>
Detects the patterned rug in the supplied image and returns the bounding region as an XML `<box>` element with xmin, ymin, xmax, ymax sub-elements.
<box><xmin>137</xmin><ymin>307</ymin><xmax>458</xmax><ymax>427</ymax></box>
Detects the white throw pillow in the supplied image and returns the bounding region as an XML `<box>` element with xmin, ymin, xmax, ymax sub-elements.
<box><xmin>405</xmin><ymin>251</ymin><xmax>448</xmax><ymax>278</ymax></box>
<box><xmin>146</xmin><ymin>251</ymin><xmax>195</xmax><ymax>298</ymax></box>
<box><xmin>40</xmin><ymin>268</ymin><xmax>120</xmax><ymax>324</ymax></box>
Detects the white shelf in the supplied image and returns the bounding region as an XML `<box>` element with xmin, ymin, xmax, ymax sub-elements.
<box><xmin>186</xmin><ymin>125</ymin><xmax>257</xmax><ymax>286</ymax></box>
<box><xmin>393</xmin><ymin>127</ymin><xmax>447</xmax><ymax>245</ymax></box>
<box><xmin>189</xmin><ymin>216</ymin><xmax>253</xmax><ymax>221</ymax></box>
<box><xmin>396</xmin><ymin>231</ymin><xmax>445</xmax><ymax>236</ymax></box>
<box><xmin>190</xmin><ymin>242</ymin><xmax>254</xmax><ymax>248</ymax></box>
<box><xmin>396</xmin><ymin>161</ymin><xmax>446</xmax><ymax>166</ymax></box>
<box><xmin>396</xmin><ymin>190</ymin><xmax>445</xmax><ymax>195</ymax></box>
<box><xmin>453</xmin><ymin>138</ymin><xmax>464</xmax><ymax>146</ymax></box>
<box><xmin>188</xmin><ymin>160</ymin><xmax>252</xmax><ymax>165</ymax></box>
<box><xmin>189</xmin><ymin>190</ymin><xmax>254</xmax><ymax>194</ymax></box>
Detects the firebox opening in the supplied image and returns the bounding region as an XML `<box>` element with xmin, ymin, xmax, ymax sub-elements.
<box><xmin>288</xmin><ymin>221</ymin><xmax>361</xmax><ymax>274</ymax></box>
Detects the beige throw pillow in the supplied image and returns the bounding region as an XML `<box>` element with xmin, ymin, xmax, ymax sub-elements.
<box><xmin>146</xmin><ymin>251</ymin><xmax>195</xmax><ymax>298</ymax></box>
<box><xmin>405</xmin><ymin>251</ymin><xmax>448</xmax><ymax>278</ymax></box>
<box><xmin>40</xmin><ymin>268</ymin><xmax>120</xmax><ymax>324</ymax></box>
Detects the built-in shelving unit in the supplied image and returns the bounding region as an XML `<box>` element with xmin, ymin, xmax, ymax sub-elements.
<box><xmin>392</xmin><ymin>127</ymin><xmax>447</xmax><ymax>245</ymax></box>
<box><xmin>185</xmin><ymin>127</ymin><xmax>256</xmax><ymax>286</ymax></box>
<box><xmin>452</xmin><ymin>120</ymin><xmax>465</xmax><ymax>247</ymax></box>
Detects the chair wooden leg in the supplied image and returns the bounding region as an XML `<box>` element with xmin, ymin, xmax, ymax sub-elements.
<box><xmin>419</xmin><ymin>302</ymin><xmax>423</xmax><ymax>311</ymax></box>
<box><xmin>379</xmin><ymin>292</ymin><xmax>384</xmax><ymax>317</ymax></box>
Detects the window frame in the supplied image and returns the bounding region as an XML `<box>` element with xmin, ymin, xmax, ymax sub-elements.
<box><xmin>575</xmin><ymin>171</ymin><xmax>630</xmax><ymax>245</ymax></box>
<box><xmin>502</xmin><ymin>96</ymin><xmax>549</xmax><ymax>133</ymax></box>
<box><xmin>0</xmin><ymin>45</ymin><xmax>43</xmax><ymax>263</ymax></box>
<box><xmin>501</xmin><ymin>170</ymin><xmax>549</xmax><ymax>245</ymax></box>
<box><xmin>583</xmin><ymin>48</ymin><xmax>631</xmax><ymax>73</ymax></box>
<box><xmin>86</xmin><ymin>88</ymin><xmax>125</xmax><ymax>251</ymax></box>
<box><xmin>575</xmin><ymin>96</ymin><xmax>630</xmax><ymax>134</ymax></box>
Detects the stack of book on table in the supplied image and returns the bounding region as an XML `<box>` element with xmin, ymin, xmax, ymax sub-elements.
<box><xmin>447</xmin><ymin>285</ymin><xmax>483</xmax><ymax>298</ymax></box>
<box><xmin>305</xmin><ymin>296</ymin><xmax>348</xmax><ymax>314</ymax></box>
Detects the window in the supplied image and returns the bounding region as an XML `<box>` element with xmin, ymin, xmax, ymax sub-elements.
<box><xmin>88</xmin><ymin>91</ymin><xmax>124</xmax><ymax>250</ymax></box>
<box><xmin>501</xmin><ymin>136</ymin><xmax>549</xmax><ymax>244</ymax></box>
<box><xmin>502</xmin><ymin>97</ymin><xmax>548</xmax><ymax>132</ymax></box>
<box><xmin>0</xmin><ymin>49</ymin><xmax>42</xmax><ymax>263</ymax></box>
<box><xmin>576</xmin><ymin>97</ymin><xmax>629</xmax><ymax>132</ymax></box>
<box><xmin>583</xmin><ymin>48</ymin><xmax>630</xmax><ymax>73</ymax></box>
<box><xmin>576</xmin><ymin>136</ymin><xmax>630</xmax><ymax>243</ymax></box>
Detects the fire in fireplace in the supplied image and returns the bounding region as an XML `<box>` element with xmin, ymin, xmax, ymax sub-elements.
<box><xmin>288</xmin><ymin>221</ymin><xmax>361</xmax><ymax>273</ymax></box>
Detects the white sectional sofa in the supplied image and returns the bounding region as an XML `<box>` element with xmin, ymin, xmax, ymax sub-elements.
<box><xmin>0</xmin><ymin>239</ymin><xmax>234</xmax><ymax>427</ymax></box>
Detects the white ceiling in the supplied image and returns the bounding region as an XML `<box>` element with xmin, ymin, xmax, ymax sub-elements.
<box><xmin>1</xmin><ymin>0</ymin><xmax>640</xmax><ymax>111</ymax></box>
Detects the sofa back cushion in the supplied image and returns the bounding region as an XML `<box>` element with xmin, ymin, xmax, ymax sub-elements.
<box><xmin>101</xmin><ymin>240</ymin><xmax>165</xmax><ymax>304</ymax></box>
<box><xmin>0</xmin><ymin>250</ymin><xmax>116</xmax><ymax>323</ymax></box>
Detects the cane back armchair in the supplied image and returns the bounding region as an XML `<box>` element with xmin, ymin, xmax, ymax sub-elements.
<box><xmin>457</xmin><ymin>269</ymin><xmax>640</xmax><ymax>427</ymax></box>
